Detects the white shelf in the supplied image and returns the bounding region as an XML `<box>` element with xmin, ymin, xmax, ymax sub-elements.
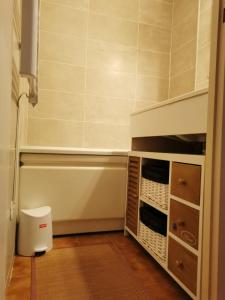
<box><xmin>168</xmin><ymin>232</ymin><xmax>199</xmax><ymax>256</ymax></box>
<box><xmin>140</xmin><ymin>196</ymin><xmax>168</xmax><ymax>215</ymax></box>
<box><xmin>124</xmin><ymin>226</ymin><xmax>137</xmax><ymax>240</ymax></box>
<box><xmin>138</xmin><ymin>238</ymin><xmax>167</xmax><ymax>270</ymax></box>
<box><xmin>125</xmin><ymin>226</ymin><xmax>167</xmax><ymax>270</ymax></box>
<box><xmin>170</xmin><ymin>194</ymin><xmax>200</xmax><ymax>210</ymax></box>
<box><xmin>131</xmin><ymin>89</ymin><xmax>208</xmax><ymax>137</ymax></box>
<box><xmin>129</xmin><ymin>151</ymin><xmax>205</xmax><ymax>165</ymax></box>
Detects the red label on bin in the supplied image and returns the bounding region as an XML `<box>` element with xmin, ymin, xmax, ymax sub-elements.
<box><xmin>39</xmin><ymin>223</ymin><xmax>47</xmax><ymax>228</ymax></box>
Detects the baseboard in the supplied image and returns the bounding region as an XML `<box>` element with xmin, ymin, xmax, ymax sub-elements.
<box><xmin>53</xmin><ymin>218</ymin><xmax>124</xmax><ymax>235</ymax></box>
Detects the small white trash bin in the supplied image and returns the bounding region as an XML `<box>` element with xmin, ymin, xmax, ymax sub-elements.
<box><xmin>18</xmin><ymin>206</ymin><xmax>53</xmax><ymax>256</ymax></box>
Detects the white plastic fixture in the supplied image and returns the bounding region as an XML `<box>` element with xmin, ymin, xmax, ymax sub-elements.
<box><xmin>20</xmin><ymin>0</ymin><xmax>39</xmax><ymax>106</ymax></box>
<box><xmin>18</xmin><ymin>206</ymin><xmax>53</xmax><ymax>256</ymax></box>
<box><xmin>20</xmin><ymin>0</ymin><xmax>39</xmax><ymax>78</ymax></box>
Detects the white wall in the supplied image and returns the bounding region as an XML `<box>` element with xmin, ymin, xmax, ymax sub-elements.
<box><xmin>0</xmin><ymin>0</ymin><xmax>13</xmax><ymax>297</ymax></box>
<box><xmin>0</xmin><ymin>0</ymin><xmax>25</xmax><ymax>296</ymax></box>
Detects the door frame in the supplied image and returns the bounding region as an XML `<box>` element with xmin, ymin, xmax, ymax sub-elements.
<box><xmin>202</xmin><ymin>0</ymin><xmax>225</xmax><ymax>299</ymax></box>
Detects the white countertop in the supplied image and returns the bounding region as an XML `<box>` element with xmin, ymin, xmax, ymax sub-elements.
<box><xmin>20</xmin><ymin>146</ymin><xmax>129</xmax><ymax>156</ymax></box>
<box><xmin>131</xmin><ymin>88</ymin><xmax>209</xmax><ymax>137</ymax></box>
<box><xmin>131</xmin><ymin>88</ymin><xmax>208</xmax><ymax>116</ymax></box>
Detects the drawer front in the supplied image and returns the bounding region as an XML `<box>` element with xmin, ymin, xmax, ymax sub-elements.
<box><xmin>170</xmin><ymin>199</ymin><xmax>199</xmax><ymax>249</ymax></box>
<box><xmin>171</xmin><ymin>162</ymin><xmax>201</xmax><ymax>205</ymax></box>
<box><xmin>126</xmin><ymin>156</ymin><xmax>140</xmax><ymax>235</ymax></box>
<box><xmin>168</xmin><ymin>237</ymin><xmax>198</xmax><ymax>295</ymax></box>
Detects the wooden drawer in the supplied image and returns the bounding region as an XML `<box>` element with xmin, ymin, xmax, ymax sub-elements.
<box><xmin>126</xmin><ymin>156</ymin><xmax>140</xmax><ymax>235</ymax></box>
<box><xmin>171</xmin><ymin>162</ymin><xmax>201</xmax><ymax>205</ymax></box>
<box><xmin>170</xmin><ymin>199</ymin><xmax>199</xmax><ymax>249</ymax></box>
<box><xmin>168</xmin><ymin>237</ymin><xmax>198</xmax><ymax>295</ymax></box>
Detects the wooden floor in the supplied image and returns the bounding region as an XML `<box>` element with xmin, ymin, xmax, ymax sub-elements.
<box><xmin>6</xmin><ymin>231</ymin><xmax>191</xmax><ymax>300</ymax></box>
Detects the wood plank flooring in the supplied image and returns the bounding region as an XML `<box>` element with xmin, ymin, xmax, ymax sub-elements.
<box><xmin>6</xmin><ymin>231</ymin><xmax>191</xmax><ymax>300</ymax></box>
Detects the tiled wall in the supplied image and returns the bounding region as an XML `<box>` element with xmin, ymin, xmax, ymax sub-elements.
<box><xmin>28</xmin><ymin>0</ymin><xmax>173</xmax><ymax>149</ymax></box>
<box><xmin>27</xmin><ymin>0</ymin><xmax>212</xmax><ymax>149</ymax></box>
<box><xmin>196</xmin><ymin>0</ymin><xmax>213</xmax><ymax>89</ymax></box>
<box><xmin>169</xmin><ymin>0</ymin><xmax>198</xmax><ymax>98</ymax></box>
<box><xmin>169</xmin><ymin>0</ymin><xmax>213</xmax><ymax>98</ymax></box>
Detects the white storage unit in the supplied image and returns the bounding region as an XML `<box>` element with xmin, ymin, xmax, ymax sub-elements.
<box><xmin>125</xmin><ymin>151</ymin><xmax>204</xmax><ymax>299</ymax></box>
<box><xmin>126</xmin><ymin>90</ymin><xmax>208</xmax><ymax>299</ymax></box>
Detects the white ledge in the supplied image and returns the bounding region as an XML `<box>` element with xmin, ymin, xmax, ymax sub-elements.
<box><xmin>20</xmin><ymin>146</ymin><xmax>129</xmax><ymax>156</ymax></box>
<box><xmin>131</xmin><ymin>89</ymin><xmax>209</xmax><ymax>137</ymax></box>
<box><xmin>132</xmin><ymin>88</ymin><xmax>208</xmax><ymax>116</ymax></box>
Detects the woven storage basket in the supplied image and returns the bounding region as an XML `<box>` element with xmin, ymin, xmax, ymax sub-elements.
<box><xmin>141</xmin><ymin>177</ymin><xmax>169</xmax><ymax>210</ymax></box>
<box><xmin>139</xmin><ymin>222</ymin><xmax>167</xmax><ymax>262</ymax></box>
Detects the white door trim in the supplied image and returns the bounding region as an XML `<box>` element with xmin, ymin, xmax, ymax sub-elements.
<box><xmin>203</xmin><ymin>0</ymin><xmax>225</xmax><ymax>299</ymax></box>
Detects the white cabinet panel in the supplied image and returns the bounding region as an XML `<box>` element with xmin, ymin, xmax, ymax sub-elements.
<box><xmin>19</xmin><ymin>166</ymin><xmax>127</xmax><ymax>221</ymax></box>
<box><xmin>131</xmin><ymin>90</ymin><xmax>208</xmax><ymax>137</ymax></box>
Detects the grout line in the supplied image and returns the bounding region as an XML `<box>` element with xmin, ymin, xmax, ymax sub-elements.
<box><xmin>28</xmin><ymin>116</ymin><xmax>130</xmax><ymax>127</ymax></box>
<box><xmin>39</xmin><ymin>28</ymin><xmax>88</xmax><ymax>40</ymax></box>
<box><xmin>200</xmin><ymin>2</ymin><xmax>213</xmax><ymax>15</ymax></box>
<box><xmin>41</xmin><ymin>0</ymin><xmax>138</xmax><ymax>24</ymax></box>
<box><xmin>147</xmin><ymin>0</ymin><xmax>173</xmax><ymax>6</ymax></box>
<box><xmin>168</xmin><ymin>0</ymin><xmax>174</xmax><ymax>99</ymax></box>
<box><xmin>39</xmin><ymin>59</ymin><xmax>138</xmax><ymax>76</ymax></box>
<box><xmin>88</xmin><ymin>11</ymin><xmax>171</xmax><ymax>32</ymax></box>
<box><xmin>138</xmin><ymin>48</ymin><xmax>170</xmax><ymax>55</ymax></box>
<box><xmin>198</xmin><ymin>41</ymin><xmax>211</xmax><ymax>51</ymax></box>
<box><xmin>170</xmin><ymin>65</ymin><xmax>196</xmax><ymax>80</ymax></box>
<box><xmin>170</xmin><ymin>37</ymin><xmax>197</xmax><ymax>55</ymax></box>
<box><xmin>38</xmin><ymin>57</ymin><xmax>170</xmax><ymax>79</ymax></box>
<box><xmin>38</xmin><ymin>59</ymin><xmax>154</xmax><ymax>77</ymax></box>
<box><xmin>38</xmin><ymin>89</ymin><xmax>85</xmax><ymax>97</ymax></box>
<box><xmin>138</xmin><ymin>20</ymin><xmax>172</xmax><ymax>32</ymax></box>
<box><xmin>29</xmin><ymin>116</ymin><xmax>84</xmax><ymax>123</ymax></box>
<box><xmin>88</xmin><ymin>10</ymin><xmax>138</xmax><ymax>24</ymax></box>
<box><xmin>133</xmin><ymin>0</ymin><xmax>141</xmax><ymax>113</ymax></box>
<box><xmin>39</xmin><ymin>29</ymin><xmax>86</xmax><ymax>41</ymax></box>
<box><xmin>39</xmin><ymin>28</ymin><xmax>171</xmax><ymax>55</ymax></box>
<box><xmin>36</xmin><ymin>88</ymin><xmax>165</xmax><ymax>103</ymax></box>
<box><xmin>82</xmin><ymin>0</ymin><xmax>90</xmax><ymax>147</ymax></box>
<box><xmin>37</xmin><ymin>89</ymin><xmax>137</xmax><ymax>101</ymax></box>
<box><xmin>42</xmin><ymin>0</ymin><xmax>173</xmax><ymax>31</ymax></box>
<box><xmin>171</xmin><ymin>6</ymin><xmax>198</xmax><ymax>29</ymax></box>
<box><xmin>39</xmin><ymin>59</ymin><xmax>85</xmax><ymax>69</ymax></box>
<box><xmin>195</xmin><ymin>0</ymin><xmax>202</xmax><ymax>91</ymax></box>
<box><xmin>41</xmin><ymin>0</ymin><xmax>88</xmax><ymax>12</ymax></box>
<box><xmin>137</xmin><ymin>72</ymin><xmax>169</xmax><ymax>79</ymax></box>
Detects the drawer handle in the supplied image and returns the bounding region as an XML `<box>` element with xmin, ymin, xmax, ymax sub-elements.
<box><xmin>172</xmin><ymin>220</ymin><xmax>185</xmax><ymax>230</ymax></box>
<box><xmin>177</xmin><ymin>220</ymin><xmax>185</xmax><ymax>226</ymax></box>
<box><xmin>175</xmin><ymin>260</ymin><xmax>183</xmax><ymax>268</ymax></box>
<box><xmin>178</xmin><ymin>178</ymin><xmax>186</xmax><ymax>185</ymax></box>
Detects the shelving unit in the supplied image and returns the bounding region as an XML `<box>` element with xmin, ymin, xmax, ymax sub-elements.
<box><xmin>125</xmin><ymin>151</ymin><xmax>205</xmax><ymax>300</ymax></box>
<box><xmin>139</xmin><ymin>196</ymin><xmax>168</xmax><ymax>215</ymax></box>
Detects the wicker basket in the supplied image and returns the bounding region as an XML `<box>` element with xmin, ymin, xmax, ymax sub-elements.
<box><xmin>141</xmin><ymin>177</ymin><xmax>169</xmax><ymax>210</ymax></box>
<box><xmin>139</xmin><ymin>222</ymin><xmax>167</xmax><ymax>262</ymax></box>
